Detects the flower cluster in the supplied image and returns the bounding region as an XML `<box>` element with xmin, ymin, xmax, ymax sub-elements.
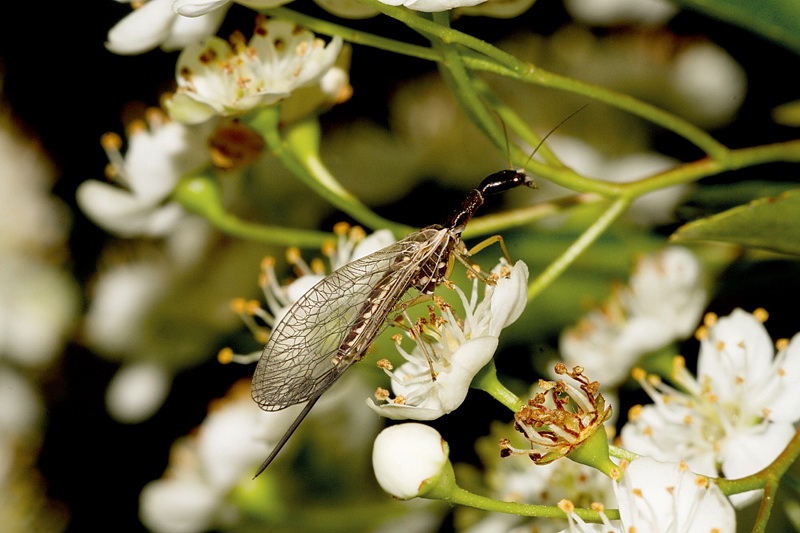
<box><xmin>166</xmin><ymin>16</ymin><xmax>343</xmax><ymax>124</ymax></box>
<box><xmin>560</xmin><ymin>246</ymin><xmax>706</xmax><ymax>389</ymax></box>
<box><xmin>559</xmin><ymin>458</ymin><xmax>735</xmax><ymax>533</ymax></box>
<box><xmin>620</xmin><ymin>308</ymin><xmax>800</xmax><ymax>506</ymax></box>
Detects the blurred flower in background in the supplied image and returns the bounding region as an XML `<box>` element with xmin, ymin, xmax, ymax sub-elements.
<box><xmin>0</xmin><ymin>76</ymin><xmax>79</xmax><ymax>533</ymax></box>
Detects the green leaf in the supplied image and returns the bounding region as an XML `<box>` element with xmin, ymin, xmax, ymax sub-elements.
<box><xmin>673</xmin><ymin>0</ymin><xmax>800</xmax><ymax>55</ymax></box>
<box><xmin>671</xmin><ymin>188</ymin><xmax>800</xmax><ymax>256</ymax></box>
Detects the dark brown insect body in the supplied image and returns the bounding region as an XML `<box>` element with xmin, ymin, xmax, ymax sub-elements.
<box><xmin>251</xmin><ymin>169</ymin><xmax>533</xmax><ymax>476</ymax></box>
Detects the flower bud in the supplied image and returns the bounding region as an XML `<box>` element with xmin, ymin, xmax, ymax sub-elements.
<box><xmin>372</xmin><ymin>423</ymin><xmax>450</xmax><ymax>500</ymax></box>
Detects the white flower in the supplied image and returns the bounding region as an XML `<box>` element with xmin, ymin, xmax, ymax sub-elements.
<box><xmin>615</xmin><ymin>458</ymin><xmax>735</xmax><ymax>532</ymax></box>
<box><xmin>106</xmin><ymin>361</ymin><xmax>172</xmax><ymax>423</ymax></box>
<box><xmin>673</xmin><ymin>42</ymin><xmax>747</xmax><ymax>126</ymax></box>
<box><xmin>76</xmin><ymin>112</ymin><xmax>211</xmax><ymax>237</ymax></box>
<box><xmin>377</xmin><ymin>0</ymin><xmax>488</xmax><ymax>11</ymax></box>
<box><xmin>372</xmin><ymin>423</ymin><xmax>449</xmax><ymax>499</ymax></box>
<box><xmin>140</xmin><ymin>382</ymin><xmax>308</xmax><ymax>532</ymax></box>
<box><xmin>0</xmin><ymin>256</ymin><xmax>79</xmax><ymax>367</ymax></box>
<box><xmin>83</xmin><ymin>260</ymin><xmax>171</xmax><ymax>357</ymax></box>
<box><xmin>367</xmin><ymin>260</ymin><xmax>528</xmax><ymax>420</ymax></box>
<box><xmin>107</xmin><ymin>0</ymin><xmax>228</xmax><ymax>55</ymax></box>
<box><xmin>544</xmin><ymin>136</ymin><xmax>685</xmax><ymax>226</ymax></box>
<box><xmin>563</xmin><ymin>0</ymin><xmax>677</xmax><ymax>26</ymax></box>
<box><xmin>173</xmin><ymin>0</ymin><xmax>291</xmax><ymax>17</ymax></box>
<box><xmin>621</xmin><ymin>309</ymin><xmax>800</xmax><ymax>506</ymax></box>
<box><xmin>140</xmin><ymin>476</ymin><xmax>224</xmax><ymax>533</ymax></box>
<box><xmin>560</xmin><ymin>246</ymin><xmax>705</xmax><ymax>388</ymax></box>
<box><xmin>166</xmin><ymin>17</ymin><xmax>343</xmax><ymax>124</ymax></box>
<box><xmin>619</xmin><ymin>246</ymin><xmax>706</xmax><ymax>340</ymax></box>
<box><xmin>559</xmin><ymin>458</ymin><xmax>735</xmax><ymax>533</ymax></box>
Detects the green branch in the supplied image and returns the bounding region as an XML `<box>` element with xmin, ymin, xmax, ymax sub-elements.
<box><xmin>245</xmin><ymin>106</ymin><xmax>410</xmax><ymax>235</ymax></box>
<box><xmin>527</xmin><ymin>198</ymin><xmax>631</xmax><ymax>301</ymax></box>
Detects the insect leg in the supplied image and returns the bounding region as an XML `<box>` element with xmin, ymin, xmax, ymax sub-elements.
<box><xmin>466</xmin><ymin>234</ymin><xmax>512</xmax><ymax>263</ymax></box>
<box><xmin>253</xmin><ymin>396</ymin><xmax>321</xmax><ymax>478</ymax></box>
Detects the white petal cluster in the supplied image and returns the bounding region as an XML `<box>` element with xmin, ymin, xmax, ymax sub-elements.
<box><xmin>106</xmin><ymin>0</ymin><xmax>292</xmax><ymax>54</ymax></box>
<box><xmin>560</xmin><ymin>246</ymin><xmax>705</xmax><ymax>387</ymax></box>
<box><xmin>621</xmin><ymin>309</ymin><xmax>800</xmax><ymax>506</ymax></box>
<box><xmin>377</xmin><ymin>0</ymin><xmax>488</xmax><ymax>11</ymax></box>
<box><xmin>76</xmin><ymin>112</ymin><xmax>211</xmax><ymax>237</ymax></box>
<box><xmin>368</xmin><ymin>260</ymin><xmax>528</xmax><ymax>420</ymax></box>
<box><xmin>107</xmin><ymin>0</ymin><xmax>229</xmax><ymax>55</ymax></box>
<box><xmin>166</xmin><ymin>18</ymin><xmax>343</xmax><ymax>124</ymax></box>
<box><xmin>139</xmin><ymin>384</ymin><xmax>307</xmax><ymax>533</ymax></box>
<box><xmin>559</xmin><ymin>458</ymin><xmax>735</xmax><ymax>533</ymax></box>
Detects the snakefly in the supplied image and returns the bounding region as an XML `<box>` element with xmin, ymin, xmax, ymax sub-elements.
<box><xmin>251</xmin><ymin>169</ymin><xmax>534</xmax><ymax>476</ymax></box>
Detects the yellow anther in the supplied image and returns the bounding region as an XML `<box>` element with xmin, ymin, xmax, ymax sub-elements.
<box><xmin>100</xmin><ymin>132</ymin><xmax>123</xmax><ymax>151</ymax></box>
<box><xmin>310</xmin><ymin>257</ymin><xmax>326</xmax><ymax>275</ymax></box>
<box><xmin>349</xmin><ymin>225</ymin><xmax>366</xmax><ymax>242</ymax></box>
<box><xmin>286</xmin><ymin>247</ymin><xmax>301</xmax><ymax>264</ymax></box>
<box><xmin>557</xmin><ymin>499</ymin><xmax>575</xmax><ymax>513</ymax></box>
<box><xmin>333</xmin><ymin>221</ymin><xmax>350</xmax><ymax>235</ymax></box>
<box><xmin>754</xmin><ymin>307</ymin><xmax>769</xmax><ymax>322</ymax></box>
<box><xmin>217</xmin><ymin>347</ymin><xmax>234</xmax><ymax>364</ymax></box>
<box><xmin>321</xmin><ymin>240</ymin><xmax>336</xmax><ymax>257</ymax></box>
<box><xmin>229</xmin><ymin>298</ymin><xmax>249</xmax><ymax>313</ymax></box>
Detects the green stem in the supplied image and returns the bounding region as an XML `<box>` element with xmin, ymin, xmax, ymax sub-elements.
<box><xmin>527</xmin><ymin>197</ymin><xmax>631</xmax><ymax>301</ymax></box>
<box><xmin>429</xmin><ymin>12</ymin><xmax>505</xmax><ymax>148</ymax></box>
<box><xmin>471</xmin><ymin>77</ymin><xmax>564</xmax><ymax>167</ymax></box>
<box><xmin>173</xmin><ymin>173</ymin><xmax>331</xmax><ymax>247</ymax></box>
<box><xmin>751</xmin><ymin>480</ymin><xmax>778</xmax><ymax>533</ymax></box>
<box><xmin>473</xmin><ymin>360</ymin><xmax>524</xmax><ymax>411</ymax></box>
<box><xmin>608</xmin><ymin>444</ymin><xmax>641</xmax><ymax>463</ymax></box>
<box><xmin>357</xmin><ymin>0</ymin><xmax>522</xmax><ymax>72</ymax></box>
<box><xmin>260</xmin><ymin>6</ymin><xmax>442</xmax><ymax>63</ymax></box>
<box><xmin>444</xmin><ymin>485</ymin><xmax>620</xmax><ymax>522</ymax></box>
<box><xmin>245</xmin><ymin>107</ymin><xmax>407</xmax><ymax>234</ymax></box>
<box><xmin>716</xmin><ymin>428</ymin><xmax>800</xmax><ymax>496</ymax></box>
<box><xmin>462</xmin><ymin>193</ymin><xmax>603</xmax><ymax>238</ymax></box>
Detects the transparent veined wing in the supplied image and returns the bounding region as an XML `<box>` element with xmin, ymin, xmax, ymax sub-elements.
<box><xmin>251</xmin><ymin>228</ymin><xmax>448</xmax><ymax>411</ymax></box>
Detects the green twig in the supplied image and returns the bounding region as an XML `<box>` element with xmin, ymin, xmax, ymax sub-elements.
<box><xmin>473</xmin><ymin>360</ymin><xmax>524</xmax><ymax>411</ymax></box>
<box><xmin>260</xmin><ymin>6</ymin><xmax>441</xmax><ymax>63</ymax></box>
<box><xmin>444</xmin><ymin>484</ymin><xmax>620</xmax><ymax>522</ymax></box>
<box><xmin>245</xmin><ymin>107</ymin><xmax>408</xmax><ymax>234</ymax></box>
<box><xmin>527</xmin><ymin>197</ymin><xmax>631</xmax><ymax>301</ymax></box>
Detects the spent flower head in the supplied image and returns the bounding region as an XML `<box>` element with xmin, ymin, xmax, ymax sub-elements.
<box><xmin>367</xmin><ymin>260</ymin><xmax>528</xmax><ymax>420</ymax></box>
<box><xmin>500</xmin><ymin>365</ymin><xmax>612</xmax><ymax>467</ymax></box>
<box><xmin>167</xmin><ymin>16</ymin><xmax>343</xmax><ymax>124</ymax></box>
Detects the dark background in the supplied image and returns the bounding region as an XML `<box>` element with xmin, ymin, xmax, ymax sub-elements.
<box><xmin>1</xmin><ymin>1</ymin><xmax>799</xmax><ymax>532</ymax></box>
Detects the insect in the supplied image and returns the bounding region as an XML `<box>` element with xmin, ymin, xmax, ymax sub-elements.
<box><xmin>251</xmin><ymin>169</ymin><xmax>534</xmax><ymax>476</ymax></box>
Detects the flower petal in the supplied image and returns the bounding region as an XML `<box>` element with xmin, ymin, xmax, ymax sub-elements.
<box><xmin>106</xmin><ymin>0</ymin><xmax>176</xmax><ymax>55</ymax></box>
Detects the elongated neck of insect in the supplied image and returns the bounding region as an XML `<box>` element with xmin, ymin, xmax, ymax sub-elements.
<box><xmin>446</xmin><ymin>189</ymin><xmax>484</xmax><ymax>234</ymax></box>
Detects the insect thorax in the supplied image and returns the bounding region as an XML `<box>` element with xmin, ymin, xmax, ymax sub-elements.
<box><xmin>402</xmin><ymin>225</ymin><xmax>459</xmax><ymax>295</ymax></box>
